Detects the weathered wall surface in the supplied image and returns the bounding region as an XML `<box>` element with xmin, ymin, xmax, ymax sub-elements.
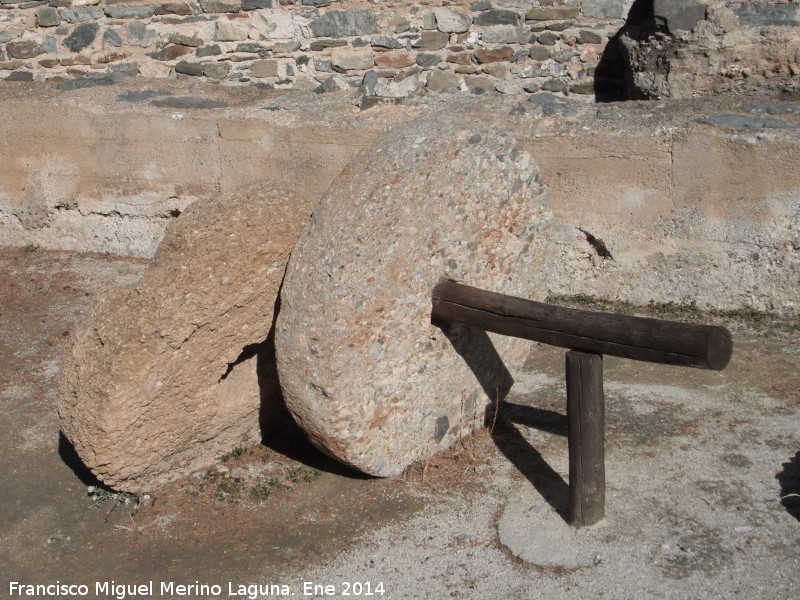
<box><xmin>0</xmin><ymin>0</ymin><xmax>797</xmax><ymax>100</ymax></box>
<box><xmin>521</xmin><ymin>96</ymin><xmax>800</xmax><ymax>314</ymax></box>
<box><xmin>0</xmin><ymin>80</ymin><xmax>404</xmax><ymax>256</ymax></box>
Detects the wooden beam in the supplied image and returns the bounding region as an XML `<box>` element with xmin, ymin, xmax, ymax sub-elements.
<box><xmin>431</xmin><ymin>280</ymin><xmax>732</xmax><ymax>370</ymax></box>
<box><xmin>566</xmin><ymin>351</ymin><xmax>605</xmax><ymax>527</ymax></box>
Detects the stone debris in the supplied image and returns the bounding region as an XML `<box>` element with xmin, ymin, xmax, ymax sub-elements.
<box><xmin>275</xmin><ymin>108</ymin><xmax>555</xmax><ymax>477</ymax></box>
<box><xmin>58</xmin><ymin>182</ymin><xmax>316</xmax><ymax>493</ymax></box>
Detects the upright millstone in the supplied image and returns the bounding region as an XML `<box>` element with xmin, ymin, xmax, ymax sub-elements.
<box><xmin>59</xmin><ymin>182</ymin><xmax>316</xmax><ymax>493</ymax></box>
<box><xmin>275</xmin><ymin>106</ymin><xmax>556</xmax><ymax>477</ymax></box>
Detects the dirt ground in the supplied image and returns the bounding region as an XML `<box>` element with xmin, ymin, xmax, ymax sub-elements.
<box><xmin>0</xmin><ymin>247</ymin><xmax>798</xmax><ymax>599</ymax></box>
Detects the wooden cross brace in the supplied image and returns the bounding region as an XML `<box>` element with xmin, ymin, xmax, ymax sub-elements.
<box><xmin>431</xmin><ymin>280</ymin><xmax>733</xmax><ymax>527</ymax></box>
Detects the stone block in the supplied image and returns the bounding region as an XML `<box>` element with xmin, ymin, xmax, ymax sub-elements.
<box><xmin>252</xmin><ymin>9</ymin><xmax>296</xmax><ymax>39</ymax></box>
<box><xmin>370</xmin><ymin>35</ymin><xmax>403</xmax><ymax>50</ymax></box>
<box><xmin>464</xmin><ymin>74</ymin><xmax>496</xmax><ymax>90</ymax></box>
<box><xmin>215</xmin><ymin>20</ymin><xmax>249</xmax><ymax>41</ymax></box>
<box><xmin>157</xmin><ymin>3</ymin><xmax>195</xmax><ymax>15</ymax></box>
<box><xmin>308</xmin><ymin>9</ymin><xmax>377</xmax><ymax>38</ymax></box>
<box><xmin>373</xmin><ymin>71</ymin><xmax>423</xmax><ymax>97</ymax></box>
<box><xmin>149</xmin><ymin>44</ymin><xmax>195</xmax><ymax>61</ymax></box>
<box><xmin>475</xmin><ymin>8</ymin><xmax>520</xmax><ymax>26</ymax></box>
<box><xmin>526</xmin><ymin>7</ymin><xmax>580</xmax><ymax>21</ymax></box>
<box><xmin>169</xmin><ymin>33</ymin><xmax>204</xmax><ymax>47</ymax></box>
<box><xmin>446</xmin><ymin>52</ymin><xmax>473</xmax><ymax>65</ymax></box>
<box><xmin>481</xmin><ymin>62</ymin><xmax>508</xmax><ymax>77</ymax></box>
<box><xmin>199</xmin><ymin>0</ymin><xmax>241</xmax><ymax>13</ymax></box>
<box><xmin>384</xmin><ymin>14</ymin><xmax>410</xmax><ymax>33</ymax></box>
<box><xmin>580</xmin><ymin>0</ymin><xmax>625</xmax><ymax>20</ymax></box>
<box><xmin>529</xmin><ymin>45</ymin><xmax>550</xmax><ymax>61</ymax></box>
<box><xmin>374</xmin><ymin>51</ymin><xmax>414</xmax><ymax>69</ymax></box>
<box><xmin>331</xmin><ymin>47</ymin><xmax>374</xmax><ymax>72</ymax></box>
<box><xmin>272</xmin><ymin>40</ymin><xmax>301</xmax><ymax>53</ymax></box>
<box><xmin>250</xmin><ymin>58</ymin><xmax>279</xmax><ymax>77</ymax></box>
<box><xmin>6</xmin><ymin>40</ymin><xmax>44</xmax><ymax>59</ymax></box>
<box><xmin>59</xmin><ymin>182</ymin><xmax>315</xmax><ymax>493</ymax></box>
<box><xmin>412</xmin><ymin>31</ymin><xmax>449</xmax><ymax>50</ymax></box>
<box><xmin>654</xmin><ymin>0</ymin><xmax>706</xmax><ymax>33</ymax></box>
<box><xmin>196</xmin><ymin>44</ymin><xmax>222</xmax><ymax>57</ymax></box>
<box><xmin>61</xmin><ymin>6</ymin><xmax>104</xmax><ymax>23</ymax></box>
<box><xmin>203</xmin><ymin>61</ymin><xmax>231</xmax><ymax>79</ymax></box>
<box><xmin>732</xmin><ymin>3</ymin><xmax>798</xmax><ymax>28</ymax></box>
<box><xmin>104</xmin><ymin>28</ymin><xmax>123</xmax><ymax>47</ymax></box>
<box><xmin>310</xmin><ymin>38</ymin><xmax>348</xmax><ymax>51</ymax></box>
<box><xmin>64</xmin><ymin>22</ymin><xmax>99</xmax><ymax>52</ymax></box>
<box><xmin>314</xmin><ymin>73</ymin><xmax>349</xmax><ymax>93</ymax></box>
<box><xmin>275</xmin><ymin>115</ymin><xmax>551</xmax><ymax>477</ymax></box>
<box><xmin>104</xmin><ymin>6</ymin><xmax>158</xmax><ymax>19</ymax></box>
<box><xmin>426</xmin><ymin>68</ymin><xmax>460</xmax><ymax>91</ymax></box>
<box><xmin>5</xmin><ymin>71</ymin><xmax>35</xmax><ymax>81</ymax></box>
<box><xmin>577</xmin><ymin>29</ymin><xmax>603</xmax><ymax>44</ymax></box>
<box><xmin>433</xmin><ymin>7</ymin><xmax>471</xmax><ymax>33</ymax></box>
<box><xmin>416</xmin><ymin>52</ymin><xmax>442</xmax><ymax>68</ymax></box>
<box><xmin>139</xmin><ymin>60</ymin><xmax>172</xmax><ymax>77</ymax></box>
<box><xmin>474</xmin><ymin>46</ymin><xmax>513</xmax><ymax>64</ymax></box>
<box><xmin>242</xmin><ymin>0</ymin><xmax>272</xmax><ymax>9</ymax></box>
<box><xmin>37</xmin><ymin>6</ymin><xmax>61</xmax><ymax>27</ymax></box>
<box><xmin>482</xmin><ymin>25</ymin><xmax>527</xmax><ymax>44</ymax></box>
<box><xmin>175</xmin><ymin>60</ymin><xmax>205</xmax><ymax>75</ymax></box>
<box><xmin>536</xmin><ymin>31</ymin><xmax>558</xmax><ymax>46</ymax></box>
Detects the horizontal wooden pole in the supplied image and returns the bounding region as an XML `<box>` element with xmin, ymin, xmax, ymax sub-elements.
<box><xmin>431</xmin><ymin>281</ymin><xmax>732</xmax><ymax>370</ymax></box>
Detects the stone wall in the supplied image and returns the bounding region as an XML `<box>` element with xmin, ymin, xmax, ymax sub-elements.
<box><xmin>0</xmin><ymin>0</ymin><xmax>797</xmax><ymax>100</ymax></box>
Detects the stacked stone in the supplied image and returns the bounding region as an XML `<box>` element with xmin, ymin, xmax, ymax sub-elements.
<box><xmin>0</xmin><ymin>0</ymin><xmax>627</xmax><ymax>96</ymax></box>
<box><xmin>1</xmin><ymin>1</ymin><xmax>798</xmax><ymax>98</ymax></box>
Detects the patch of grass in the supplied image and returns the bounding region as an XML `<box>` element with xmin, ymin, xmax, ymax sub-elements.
<box><xmin>220</xmin><ymin>446</ymin><xmax>245</xmax><ymax>462</ymax></box>
<box><xmin>87</xmin><ymin>485</ymin><xmax>137</xmax><ymax>507</ymax></box>
<box><xmin>87</xmin><ymin>485</ymin><xmax>139</xmax><ymax>524</ymax></box>
<box><xmin>249</xmin><ymin>485</ymin><xmax>272</xmax><ymax>502</ymax></box>
<box><xmin>287</xmin><ymin>466</ymin><xmax>322</xmax><ymax>484</ymax></box>
<box><xmin>213</xmin><ymin>479</ymin><xmax>242</xmax><ymax>504</ymax></box>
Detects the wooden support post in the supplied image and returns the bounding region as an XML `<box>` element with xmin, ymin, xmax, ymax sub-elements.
<box><xmin>430</xmin><ymin>280</ymin><xmax>732</xmax><ymax>528</ymax></box>
<box><xmin>566</xmin><ymin>350</ymin><xmax>605</xmax><ymax>528</ymax></box>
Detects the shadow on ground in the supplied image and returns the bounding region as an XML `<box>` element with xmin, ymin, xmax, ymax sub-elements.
<box><xmin>777</xmin><ymin>451</ymin><xmax>800</xmax><ymax>521</ymax></box>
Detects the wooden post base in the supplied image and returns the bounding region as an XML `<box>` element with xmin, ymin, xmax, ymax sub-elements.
<box><xmin>566</xmin><ymin>350</ymin><xmax>605</xmax><ymax>528</ymax></box>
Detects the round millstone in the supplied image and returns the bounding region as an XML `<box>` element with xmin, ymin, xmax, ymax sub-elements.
<box><xmin>276</xmin><ymin>111</ymin><xmax>555</xmax><ymax>477</ymax></box>
<box><xmin>58</xmin><ymin>182</ymin><xmax>315</xmax><ymax>493</ymax></box>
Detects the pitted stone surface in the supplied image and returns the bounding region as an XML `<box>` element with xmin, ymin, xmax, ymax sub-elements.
<box><xmin>276</xmin><ymin>110</ymin><xmax>554</xmax><ymax>477</ymax></box>
<box><xmin>59</xmin><ymin>182</ymin><xmax>315</xmax><ymax>493</ymax></box>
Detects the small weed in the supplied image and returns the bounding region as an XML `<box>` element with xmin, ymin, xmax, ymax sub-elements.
<box><xmin>214</xmin><ymin>479</ymin><xmax>242</xmax><ymax>504</ymax></box>
<box><xmin>220</xmin><ymin>446</ymin><xmax>245</xmax><ymax>462</ymax></box>
<box><xmin>88</xmin><ymin>485</ymin><xmax>137</xmax><ymax>507</ymax></box>
<box><xmin>87</xmin><ymin>485</ymin><xmax>138</xmax><ymax>523</ymax></box>
<box><xmin>249</xmin><ymin>485</ymin><xmax>272</xmax><ymax>502</ymax></box>
<box><xmin>21</xmin><ymin>243</ymin><xmax>40</xmax><ymax>254</ymax></box>
<box><xmin>287</xmin><ymin>466</ymin><xmax>322</xmax><ymax>484</ymax></box>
